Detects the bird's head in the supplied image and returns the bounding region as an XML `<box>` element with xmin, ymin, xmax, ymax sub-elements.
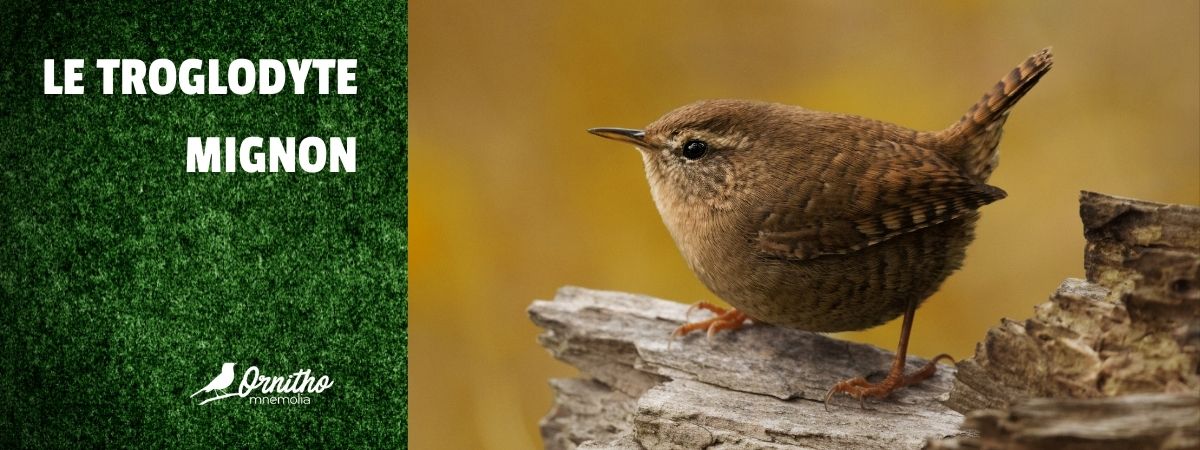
<box><xmin>589</xmin><ymin>100</ymin><xmax>793</xmax><ymax>212</ymax></box>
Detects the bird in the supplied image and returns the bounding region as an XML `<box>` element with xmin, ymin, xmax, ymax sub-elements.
<box><xmin>588</xmin><ymin>48</ymin><xmax>1052</xmax><ymax>406</ymax></box>
<box><xmin>191</xmin><ymin>362</ymin><xmax>236</xmax><ymax>398</ymax></box>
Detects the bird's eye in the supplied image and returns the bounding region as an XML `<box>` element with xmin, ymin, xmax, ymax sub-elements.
<box><xmin>682</xmin><ymin>140</ymin><xmax>708</xmax><ymax>160</ymax></box>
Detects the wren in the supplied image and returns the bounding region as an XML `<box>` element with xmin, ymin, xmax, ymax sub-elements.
<box><xmin>589</xmin><ymin>48</ymin><xmax>1052</xmax><ymax>406</ymax></box>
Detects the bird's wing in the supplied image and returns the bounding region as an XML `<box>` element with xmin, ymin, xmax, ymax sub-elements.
<box><xmin>756</xmin><ymin>140</ymin><xmax>1006</xmax><ymax>260</ymax></box>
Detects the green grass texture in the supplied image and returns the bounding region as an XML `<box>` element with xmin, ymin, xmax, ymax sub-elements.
<box><xmin>0</xmin><ymin>1</ymin><xmax>408</xmax><ymax>447</ymax></box>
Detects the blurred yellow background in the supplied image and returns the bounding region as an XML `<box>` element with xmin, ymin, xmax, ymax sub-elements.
<box><xmin>409</xmin><ymin>1</ymin><xmax>1199</xmax><ymax>448</ymax></box>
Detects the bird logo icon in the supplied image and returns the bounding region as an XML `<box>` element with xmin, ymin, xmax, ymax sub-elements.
<box><xmin>191</xmin><ymin>362</ymin><xmax>236</xmax><ymax>402</ymax></box>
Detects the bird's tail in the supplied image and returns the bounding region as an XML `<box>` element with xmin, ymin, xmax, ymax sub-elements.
<box><xmin>938</xmin><ymin>47</ymin><xmax>1053</xmax><ymax>181</ymax></box>
<box><xmin>190</xmin><ymin>389</ymin><xmax>204</xmax><ymax>398</ymax></box>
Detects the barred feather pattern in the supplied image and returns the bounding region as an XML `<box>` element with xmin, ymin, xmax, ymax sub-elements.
<box><xmin>940</xmin><ymin>48</ymin><xmax>1053</xmax><ymax>181</ymax></box>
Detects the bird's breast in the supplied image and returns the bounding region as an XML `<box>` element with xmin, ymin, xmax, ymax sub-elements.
<box><xmin>646</xmin><ymin>175</ymin><xmax>760</xmax><ymax>297</ymax></box>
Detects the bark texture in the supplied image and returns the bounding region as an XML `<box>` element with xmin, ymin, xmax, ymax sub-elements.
<box><xmin>947</xmin><ymin>192</ymin><xmax>1199</xmax><ymax>412</ymax></box>
<box><xmin>935</xmin><ymin>192</ymin><xmax>1200</xmax><ymax>449</ymax></box>
<box><xmin>529</xmin><ymin>287</ymin><xmax>963</xmax><ymax>449</ymax></box>
<box><xmin>927</xmin><ymin>394</ymin><xmax>1200</xmax><ymax>450</ymax></box>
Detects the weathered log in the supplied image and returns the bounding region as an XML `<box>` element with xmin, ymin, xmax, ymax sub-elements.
<box><xmin>947</xmin><ymin>192</ymin><xmax>1200</xmax><ymax>413</ymax></box>
<box><xmin>932</xmin><ymin>192</ymin><xmax>1200</xmax><ymax>448</ymax></box>
<box><xmin>927</xmin><ymin>394</ymin><xmax>1200</xmax><ymax>450</ymax></box>
<box><xmin>1080</xmin><ymin>191</ymin><xmax>1200</xmax><ymax>327</ymax></box>
<box><xmin>529</xmin><ymin>287</ymin><xmax>964</xmax><ymax>449</ymax></box>
<box><xmin>945</xmin><ymin>278</ymin><xmax>1118</xmax><ymax>412</ymax></box>
<box><xmin>541</xmin><ymin>378</ymin><xmax>638</xmax><ymax>450</ymax></box>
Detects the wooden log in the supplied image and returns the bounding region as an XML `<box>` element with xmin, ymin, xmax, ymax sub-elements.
<box><xmin>932</xmin><ymin>192</ymin><xmax>1200</xmax><ymax>448</ymax></box>
<box><xmin>1080</xmin><ymin>191</ymin><xmax>1200</xmax><ymax>326</ymax></box>
<box><xmin>541</xmin><ymin>378</ymin><xmax>637</xmax><ymax>450</ymax></box>
<box><xmin>947</xmin><ymin>192</ymin><xmax>1200</xmax><ymax>413</ymax></box>
<box><xmin>945</xmin><ymin>278</ymin><xmax>1117</xmax><ymax>411</ymax></box>
<box><xmin>928</xmin><ymin>394</ymin><xmax>1200</xmax><ymax>450</ymax></box>
<box><xmin>529</xmin><ymin>287</ymin><xmax>964</xmax><ymax>449</ymax></box>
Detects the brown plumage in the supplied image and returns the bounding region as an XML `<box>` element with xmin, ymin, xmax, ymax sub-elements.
<box><xmin>589</xmin><ymin>48</ymin><xmax>1053</xmax><ymax>406</ymax></box>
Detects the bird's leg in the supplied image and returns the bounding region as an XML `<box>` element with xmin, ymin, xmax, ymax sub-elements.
<box><xmin>824</xmin><ymin>300</ymin><xmax>954</xmax><ymax>410</ymax></box>
<box><xmin>672</xmin><ymin>302</ymin><xmax>751</xmax><ymax>339</ymax></box>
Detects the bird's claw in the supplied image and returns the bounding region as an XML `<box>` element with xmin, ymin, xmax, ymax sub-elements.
<box><xmin>823</xmin><ymin>354</ymin><xmax>955</xmax><ymax>411</ymax></box>
<box><xmin>670</xmin><ymin>303</ymin><xmax>749</xmax><ymax>341</ymax></box>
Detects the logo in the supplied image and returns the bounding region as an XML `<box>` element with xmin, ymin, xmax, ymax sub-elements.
<box><xmin>190</xmin><ymin>362</ymin><xmax>334</xmax><ymax>406</ymax></box>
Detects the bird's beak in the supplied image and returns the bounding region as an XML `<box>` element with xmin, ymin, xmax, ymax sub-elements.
<box><xmin>588</xmin><ymin>127</ymin><xmax>649</xmax><ymax>148</ymax></box>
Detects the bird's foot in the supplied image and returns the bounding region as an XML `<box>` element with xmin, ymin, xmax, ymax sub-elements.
<box><xmin>823</xmin><ymin>353</ymin><xmax>954</xmax><ymax>411</ymax></box>
<box><xmin>671</xmin><ymin>302</ymin><xmax>750</xmax><ymax>340</ymax></box>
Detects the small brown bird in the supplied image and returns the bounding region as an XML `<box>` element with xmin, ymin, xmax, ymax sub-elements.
<box><xmin>589</xmin><ymin>48</ymin><xmax>1052</xmax><ymax>406</ymax></box>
